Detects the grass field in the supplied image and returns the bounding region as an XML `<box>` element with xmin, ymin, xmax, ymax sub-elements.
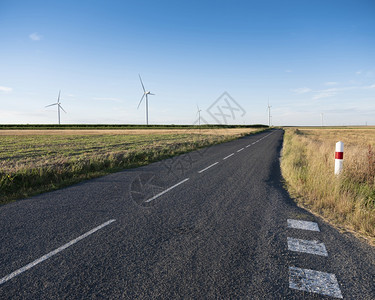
<box><xmin>0</xmin><ymin>127</ymin><xmax>264</xmax><ymax>205</ymax></box>
<box><xmin>281</xmin><ymin>127</ymin><xmax>375</xmax><ymax>245</ymax></box>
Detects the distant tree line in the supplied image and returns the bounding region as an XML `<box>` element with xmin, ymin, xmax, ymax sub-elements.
<box><xmin>0</xmin><ymin>124</ymin><xmax>268</xmax><ymax>130</ymax></box>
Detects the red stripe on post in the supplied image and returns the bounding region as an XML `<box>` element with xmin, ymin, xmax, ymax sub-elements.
<box><xmin>335</xmin><ymin>152</ymin><xmax>343</xmax><ymax>159</ymax></box>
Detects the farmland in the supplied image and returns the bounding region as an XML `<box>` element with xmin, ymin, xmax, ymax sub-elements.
<box><xmin>281</xmin><ymin>127</ymin><xmax>375</xmax><ymax>244</ymax></box>
<box><xmin>0</xmin><ymin>127</ymin><xmax>264</xmax><ymax>204</ymax></box>
<box><xmin>3</xmin><ymin>126</ymin><xmax>374</xmax><ymax>244</ymax></box>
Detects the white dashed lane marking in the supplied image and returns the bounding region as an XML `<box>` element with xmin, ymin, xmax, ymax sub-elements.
<box><xmin>287</xmin><ymin>237</ymin><xmax>328</xmax><ymax>256</ymax></box>
<box><xmin>287</xmin><ymin>219</ymin><xmax>320</xmax><ymax>232</ymax></box>
<box><xmin>198</xmin><ymin>162</ymin><xmax>219</xmax><ymax>174</ymax></box>
<box><xmin>145</xmin><ymin>178</ymin><xmax>190</xmax><ymax>202</ymax></box>
<box><xmin>287</xmin><ymin>218</ymin><xmax>343</xmax><ymax>298</ymax></box>
<box><xmin>289</xmin><ymin>267</ymin><xmax>343</xmax><ymax>299</ymax></box>
<box><xmin>237</xmin><ymin>148</ymin><xmax>244</xmax><ymax>152</ymax></box>
<box><xmin>0</xmin><ymin>219</ymin><xmax>116</xmax><ymax>286</ymax></box>
<box><xmin>223</xmin><ymin>153</ymin><xmax>234</xmax><ymax>160</ymax></box>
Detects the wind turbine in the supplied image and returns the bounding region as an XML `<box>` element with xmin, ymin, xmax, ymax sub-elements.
<box><xmin>45</xmin><ymin>90</ymin><xmax>66</xmax><ymax>125</ymax></box>
<box><xmin>137</xmin><ymin>74</ymin><xmax>155</xmax><ymax>125</ymax></box>
<box><xmin>196</xmin><ymin>105</ymin><xmax>202</xmax><ymax>126</ymax></box>
<box><xmin>267</xmin><ymin>99</ymin><xmax>272</xmax><ymax>127</ymax></box>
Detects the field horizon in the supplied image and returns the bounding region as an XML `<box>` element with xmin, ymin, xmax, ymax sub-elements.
<box><xmin>0</xmin><ymin>124</ymin><xmax>268</xmax><ymax>129</ymax></box>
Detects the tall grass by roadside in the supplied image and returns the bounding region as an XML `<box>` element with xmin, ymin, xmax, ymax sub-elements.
<box><xmin>281</xmin><ymin>128</ymin><xmax>375</xmax><ymax>244</ymax></box>
<box><xmin>0</xmin><ymin>129</ymin><xmax>264</xmax><ymax>204</ymax></box>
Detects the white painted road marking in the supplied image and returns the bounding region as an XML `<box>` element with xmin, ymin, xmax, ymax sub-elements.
<box><xmin>223</xmin><ymin>153</ymin><xmax>234</xmax><ymax>160</ymax></box>
<box><xmin>245</xmin><ymin>144</ymin><xmax>251</xmax><ymax>148</ymax></box>
<box><xmin>287</xmin><ymin>237</ymin><xmax>328</xmax><ymax>256</ymax></box>
<box><xmin>287</xmin><ymin>219</ymin><xmax>320</xmax><ymax>232</ymax></box>
<box><xmin>198</xmin><ymin>162</ymin><xmax>219</xmax><ymax>174</ymax></box>
<box><xmin>145</xmin><ymin>178</ymin><xmax>190</xmax><ymax>202</ymax></box>
<box><xmin>0</xmin><ymin>219</ymin><xmax>116</xmax><ymax>286</ymax></box>
<box><xmin>289</xmin><ymin>267</ymin><xmax>343</xmax><ymax>298</ymax></box>
<box><xmin>237</xmin><ymin>148</ymin><xmax>244</xmax><ymax>152</ymax></box>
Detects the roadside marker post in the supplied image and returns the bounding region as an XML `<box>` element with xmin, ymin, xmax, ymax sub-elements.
<box><xmin>334</xmin><ymin>141</ymin><xmax>344</xmax><ymax>175</ymax></box>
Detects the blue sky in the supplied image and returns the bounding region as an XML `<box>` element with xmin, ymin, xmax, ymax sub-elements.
<box><xmin>0</xmin><ymin>0</ymin><xmax>374</xmax><ymax>126</ymax></box>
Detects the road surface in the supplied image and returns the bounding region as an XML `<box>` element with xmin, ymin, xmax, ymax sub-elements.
<box><xmin>1</xmin><ymin>129</ymin><xmax>374</xmax><ymax>299</ymax></box>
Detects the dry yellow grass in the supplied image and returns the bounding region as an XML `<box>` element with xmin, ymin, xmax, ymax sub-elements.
<box><xmin>281</xmin><ymin>127</ymin><xmax>375</xmax><ymax>245</ymax></box>
<box><xmin>0</xmin><ymin>127</ymin><xmax>266</xmax><ymax>204</ymax></box>
<box><xmin>0</xmin><ymin>128</ymin><xmax>258</xmax><ymax>174</ymax></box>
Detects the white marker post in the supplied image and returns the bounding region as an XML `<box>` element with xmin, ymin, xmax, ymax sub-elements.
<box><xmin>334</xmin><ymin>141</ymin><xmax>344</xmax><ymax>175</ymax></box>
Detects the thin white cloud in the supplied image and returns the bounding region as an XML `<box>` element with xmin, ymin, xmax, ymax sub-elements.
<box><xmin>291</xmin><ymin>87</ymin><xmax>312</xmax><ymax>94</ymax></box>
<box><xmin>0</xmin><ymin>86</ymin><xmax>12</xmax><ymax>93</ymax></box>
<box><xmin>29</xmin><ymin>32</ymin><xmax>42</xmax><ymax>41</ymax></box>
<box><xmin>311</xmin><ymin>84</ymin><xmax>375</xmax><ymax>100</ymax></box>
<box><xmin>323</xmin><ymin>88</ymin><xmax>339</xmax><ymax>92</ymax></box>
<box><xmin>313</xmin><ymin>87</ymin><xmax>345</xmax><ymax>100</ymax></box>
<box><xmin>285</xmin><ymin>70</ymin><xmax>292</xmax><ymax>73</ymax></box>
<box><xmin>290</xmin><ymin>82</ymin><xmax>373</xmax><ymax>101</ymax></box>
<box><xmin>324</xmin><ymin>82</ymin><xmax>338</xmax><ymax>86</ymax></box>
<box><xmin>312</xmin><ymin>91</ymin><xmax>337</xmax><ymax>100</ymax></box>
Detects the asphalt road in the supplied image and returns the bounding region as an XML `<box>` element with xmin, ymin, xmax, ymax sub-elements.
<box><xmin>1</xmin><ymin>129</ymin><xmax>374</xmax><ymax>299</ymax></box>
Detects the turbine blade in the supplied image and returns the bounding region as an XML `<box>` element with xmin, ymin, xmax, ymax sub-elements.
<box><xmin>58</xmin><ymin>90</ymin><xmax>61</xmax><ymax>103</ymax></box>
<box><xmin>137</xmin><ymin>94</ymin><xmax>145</xmax><ymax>109</ymax></box>
<box><xmin>45</xmin><ymin>103</ymin><xmax>58</xmax><ymax>108</ymax></box>
<box><xmin>139</xmin><ymin>74</ymin><xmax>146</xmax><ymax>93</ymax></box>
<box><xmin>59</xmin><ymin>104</ymin><xmax>67</xmax><ymax>113</ymax></box>
<box><xmin>149</xmin><ymin>93</ymin><xmax>155</xmax><ymax>95</ymax></box>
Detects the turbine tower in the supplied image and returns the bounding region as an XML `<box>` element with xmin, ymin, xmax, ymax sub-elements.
<box><xmin>267</xmin><ymin>99</ymin><xmax>272</xmax><ymax>127</ymax></box>
<box><xmin>45</xmin><ymin>90</ymin><xmax>66</xmax><ymax>125</ymax></box>
<box><xmin>196</xmin><ymin>105</ymin><xmax>202</xmax><ymax>126</ymax></box>
<box><xmin>137</xmin><ymin>74</ymin><xmax>155</xmax><ymax>125</ymax></box>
